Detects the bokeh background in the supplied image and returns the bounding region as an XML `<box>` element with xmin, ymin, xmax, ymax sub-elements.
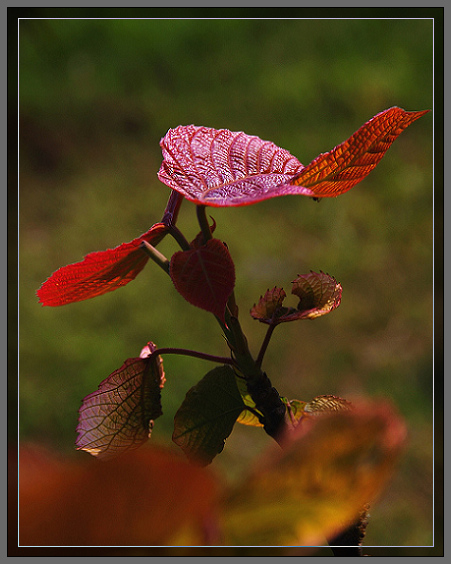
<box><xmin>17</xmin><ymin>13</ymin><xmax>436</xmax><ymax>553</ymax></box>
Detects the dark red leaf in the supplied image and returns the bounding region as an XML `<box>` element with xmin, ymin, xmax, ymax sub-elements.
<box><xmin>37</xmin><ymin>223</ymin><xmax>167</xmax><ymax>306</ymax></box>
<box><xmin>157</xmin><ymin>108</ymin><xmax>428</xmax><ymax>207</ymax></box>
<box><xmin>170</xmin><ymin>238</ymin><xmax>235</xmax><ymax>321</ymax></box>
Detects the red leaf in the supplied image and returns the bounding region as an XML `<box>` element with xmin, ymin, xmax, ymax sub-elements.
<box><xmin>290</xmin><ymin>107</ymin><xmax>430</xmax><ymax>197</ymax></box>
<box><xmin>158</xmin><ymin>125</ymin><xmax>305</xmax><ymax>207</ymax></box>
<box><xmin>170</xmin><ymin>238</ymin><xmax>235</xmax><ymax>321</ymax></box>
<box><xmin>157</xmin><ymin>108</ymin><xmax>428</xmax><ymax>207</ymax></box>
<box><xmin>75</xmin><ymin>342</ymin><xmax>165</xmax><ymax>461</ymax></box>
<box><xmin>37</xmin><ymin>223</ymin><xmax>167</xmax><ymax>306</ymax></box>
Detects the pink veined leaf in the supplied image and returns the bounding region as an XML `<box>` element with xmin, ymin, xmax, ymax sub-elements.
<box><xmin>250</xmin><ymin>272</ymin><xmax>342</xmax><ymax>325</ymax></box>
<box><xmin>170</xmin><ymin>238</ymin><xmax>236</xmax><ymax>321</ymax></box>
<box><xmin>37</xmin><ymin>222</ymin><xmax>168</xmax><ymax>306</ymax></box>
<box><xmin>158</xmin><ymin>125</ymin><xmax>306</xmax><ymax>207</ymax></box>
<box><xmin>75</xmin><ymin>342</ymin><xmax>165</xmax><ymax>461</ymax></box>
<box><xmin>157</xmin><ymin>108</ymin><xmax>428</xmax><ymax>207</ymax></box>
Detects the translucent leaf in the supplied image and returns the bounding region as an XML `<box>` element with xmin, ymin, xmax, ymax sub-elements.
<box><xmin>158</xmin><ymin>125</ymin><xmax>305</xmax><ymax>207</ymax></box>
<box><xmin>235</xmin><ymin>373</ymin><xmax>264</xmax><ymax>427</ymax></box>
<box><xmin>37</xmin><ymin>223</ymin><xmax>168</xmax><ymax>306</ymax></box>
<box><xmin>222</xmin><ymin>401</ymin><xmax>407</xmax><ymax>546</ymax></box>
<box><xmin>157</xmin><ymin>108</ymin><xmax>428</xmax><ymax>207</ymax></box>
<box><xmin>170</xmin><ymin>238</ymin><xmax>235</xmax><ymax>321</ymax></box>
<box><xmin>290</xmin><ymin>107</ymin><xmax>430</xmax><ymax>197</ymax></box>
<box><xmin>250</xmin><ymin>272</ymin><xmax>341</xmax><ymax>325</ymax></box>
<box><xmin>291</xmin><ymin>271</ymin><xmax>342</xmax><ymax>319</ymax></box>
<box><xmin>76</xmin><ymin>342</ymin><xmax>165</xmax><ymax>461</ymax></box>
<box><xmin>172</xmin><ymin>365</ymin><xmax>245</xmax><ymax>466</ymax></box>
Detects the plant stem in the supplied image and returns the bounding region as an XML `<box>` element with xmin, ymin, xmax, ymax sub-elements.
<box><xmin>222</xmin><ymin>313</ymin><xmax>287</xmax><ymax>445</ymax></box>
<box><xmin>168</xmin><ymin>225</ymin><xmax>191</xmax><ymax>251</ymax></box>
<box><xmin>140</xmin><ymin>240</ymin><xmax>170</xmax><ymax>274</ymax></box>
<box><xmin>148</xmin><ymin>347</ymin><xmax>234</xmax><ymax>366</ymax></box>
<box><xmin>161</xmin><ymin>190</ymin><xmax>183</xmax><ymax>227</ymax></box>
<box><xmin>256</xmin><ymin>323</ymin><xmax>277</xmax><ymax>369</ymax></box>
<box><xmin>196</xmin><ymin>204</ymin><xmax>213</xmax><ymax>243</ymax></box>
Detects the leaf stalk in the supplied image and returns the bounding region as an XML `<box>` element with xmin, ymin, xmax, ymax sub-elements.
<box><xmin>140</xmin><ymin>241</ymin><xmax>170</xmax><ymax>274</ymax></box>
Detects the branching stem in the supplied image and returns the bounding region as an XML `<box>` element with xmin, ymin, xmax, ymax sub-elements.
<box><xmin>148</xmin><ymin>346</ymin><xmax>234</xmax><ymax>366</ymax></box>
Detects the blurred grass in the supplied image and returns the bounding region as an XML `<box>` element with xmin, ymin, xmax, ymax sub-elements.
<box><xmin>18</xmin><ymin>16</ymin><xmax>434</xmax><ymax>551</ymax></box>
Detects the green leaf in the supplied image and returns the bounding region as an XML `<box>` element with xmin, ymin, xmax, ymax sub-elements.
<box><xmin>172</xmin><ymin>365</ymin><xmax>245</xmax><ymax>466</ymax></box>
<box><xmin>234</xmin><ymin>373</ymin><xmax>264</xmax><ymax>427</ymax></box>
<box><xmin>76</xmin><ymin>342</ymin><xmax>165</xmax><ymax>461</ymax></box>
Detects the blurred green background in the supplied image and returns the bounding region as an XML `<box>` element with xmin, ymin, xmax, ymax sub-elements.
<box><xmin>18</xmin><ymin>14</ymin><xmax>434</xmax><ymax>552</ymax></box>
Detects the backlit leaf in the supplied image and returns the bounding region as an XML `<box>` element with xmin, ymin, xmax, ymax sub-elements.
<box><xmin>235</xmin><ymin>373</ymin><xmax>264</xmax><ymax>427</ymax></box>
<box><xmin>290</xmin><ymin>107</ymin><xmax>430</xmax><ymax>197</ymax></box>
<box><xmin>222</xmin><ymin>401</ymin><xmax>407</xmax><ymax>546</ymax></box>
<box><xmin>37</xmin><ymin>223</ymin><xmax>168</xmax><ymax>306</ymax></box>
<box><xmin>158</xmin><ymin>125</ymin><xmax>305</xmax><ymax>207</ymax></box>
<box><xmin>291</xmin><ymin>271</ymin><xmax>342</xmax><ymax>318</ymax></box>
<box><xmin>76</xmin><ymin>342</ymin><xmax>165</xmax><ymax>461</ymax></box>
<box><xmin>157</xmin><ymin>108</ymin><xmax>428</xmax><ymax>207</ymax></box>
<box><xmin>250</xmin><ymin>272</ymin><xmax>342</xmax><ymax>325</ymax></box>
<box><xmin>172</xmin><ymin>365</ymin><xmax>245</xmax><ymax>466</ymax></box>
<box><xmin>170</xmin><ymin>238</ymin><xmax>235</xmax><ymax>321</ymax></box>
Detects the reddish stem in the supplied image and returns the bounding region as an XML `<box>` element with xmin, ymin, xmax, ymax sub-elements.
<box><xmin>148</xmin><ymin>347</ymin><xmax>234</xmax><ymax>366</ymax></box>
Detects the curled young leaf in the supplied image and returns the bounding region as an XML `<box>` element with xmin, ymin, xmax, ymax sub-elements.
<box><xmin>250</xmin><ymin>272</ymin><xmax>342</xmax><ymax>325</ymax></box>
<box><xmin>170</xmin><ymin>238</ymin><xmax>236</xmax><ymax>321</ymax></box>
<box><xmin>291</xmin><ymin>271</ymin><xmax>342</xmax><ymax>318</ymax></box>
<box><xmin>157</xmin><ymin>108</ymin><xmax>428</xmax><ymax>207</ymax></box>
<box><xmin>37</xmin><ymin>223</ymin><xmax>168</xmax><ymax>306</ymax></box>
<box><xmin>250</xmin><ymin>287</ymin><xmax>289</xmax><ymax>324</ymax></box>
<box><xmin>76</xmin><ymin>342</ymin><xmax>165</xmax><ymax>461</ymax></box>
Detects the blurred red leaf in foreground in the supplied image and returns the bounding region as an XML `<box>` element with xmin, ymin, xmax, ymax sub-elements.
<box><xmin>18</xmin><ymin>445</ymin><xmax>220</xmax><ymax>546</ymax></box>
